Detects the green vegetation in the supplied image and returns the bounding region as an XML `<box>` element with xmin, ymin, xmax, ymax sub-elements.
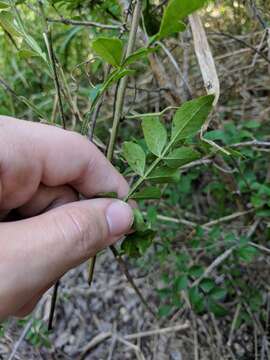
<box><xmin>0</xmin><ymin>0</ymin><xmax>270</xmax><ymax>358</ymax></box>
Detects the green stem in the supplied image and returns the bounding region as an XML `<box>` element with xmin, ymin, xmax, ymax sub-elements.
<box><xmin>88</xmin><ymin>0</ymin><xmax>142</xmax><ymax>285</ymax></box>
<box><xmin>125</xmin><ymin>136</ymin><xmax>175</xmax><ymax>200</ymax></box>
<box><xmin>106</xmin><ymin>0</ymin><xmax>142</xmax><ymax>161</ymax></box>
<box><xmin>125</xmin><ymin>156</ymin><xmax>162</xmax><ymax>200</ymax></box>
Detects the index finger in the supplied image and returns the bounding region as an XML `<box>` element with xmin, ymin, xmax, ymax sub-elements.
<box><xmin>0</xmin><ymin>117</ymin><xmax>128</xmax><ymax>210</ymax></box>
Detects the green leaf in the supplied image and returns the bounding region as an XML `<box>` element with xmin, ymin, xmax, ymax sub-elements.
<box><xmin>171</xmin><ymin>95</ymin><xmax>214</xmax><ymax>144</ymax></box>
<box><xmin>0</xmin><ymin>1</ymin><xmax>9</xmax><ymax>9</ymax></box>
<box><xmin>188</xmin><ymin>265</ymin><xmax>204</xmax><ymax>278</ymax></box>
<box><xmin>158</xmin><ymin>305</ymin><xmax>172</xmax><ymax>317</ymax></box>
<box><xmin>0</xmin><ymin>11</ymin><xmax>21</xmax><ymax>37</ymax></box>
<box><xmin>92</xmin><ymin>37</ymin><xmax>123</xmax><ymax>67</ymax></box>
<box><xmin>244</xmin><ymin>120</ymin><xmax>261</xmax><ymax>129</ymax></box>
<box><xmin>24</xmin><ymin>34</ymin><xmax>47</xmax><ymax>64</ymax></box>
<box><xmin>142</xmin><ymin>116</ymin><xmax>167</xmax><ymax>156</ymax></box>
<box><xmin>89</xmin><ymin>84</ymin><xmax>103</xmax><ymax>102</ymax></box>
<box><xmin>204</xmin><ymin>129</ymin><xmax>226</xmax><ymax>142</ymax></box>
<box><xmin>130</xmin><ymin>186</ymin><xmax>161</xmax><ymax>200</ymax></box>
<box><xmin>82</xmin><ymin>69</ymin><xmax>135</xmax><ymax>134</ymax></box>
<box><xmin>122</xmin><ymin>47</ymin><xmax>156</xmax><ymax>66</ymax></box>
<box><xmin>146</xmin><ymin>206</ymin><xmax>158</xmax><ymax>225</ymax></box>
<box><xmin>157</xmin><ymin>0</ymin><xmax>208</xmax><ymax>40</ymax></box>
<box><xmin>18</xmin><ymin>48</ymin><xmax>39</xmax><ymax>59</ymax></box>
<box><xmin>235</xmin><ymin>245</ymin><xmax>258</xmax><ymax>262</ymax></box>
<box><xmin>208</xmin><ymin>300</ymin><xmax>228</xmax><ymax>317</ymax></box>
<box><xmin>209</xmin><ymin>287</ymin><xmax>227</xmax><ymax>301</ymax></box>
<box><xmin>102</xmin><ymin>69</ymin><xmax>134</xmax><ymax>93</ymax></box>
<box><xmin>200</xmin><ymin>278</ymin><xmax>215</xmax><ymax>293</ymax></box>
<box><xmin>132</xmin><ymin>208</ymin><xmax>147</xmax><ymax>232</ymax></box>
<box><xmin>147</xmin><ymin>166</ymin><xmax>180</xmax><ymax>183</ymax></box>
<box><xmin>257</xmin><ymin>209</ymin><xmax>270</xmax><ymax>217</ymax></box>
<box><xmin>189</xmin><ymin>287</ymin><xmax>204</xmax><ymax>312</ymax></box>
<box><xmin>121</xmin><ymin>229</ymin><xmax>155</xmax><ymax>257</ymax></box>
<box><xmin>92</xmin><ymin>68</ymin><xmax>134</xmax><ymax>107</ymax></box>
<box><xmin>19</xmin><ymin>96</ymin><xmax>46</xmax><ymax>119</ymax></box>
<box><xmin>122</xmin><ymin>141</ymin><xmax>146</xmax><ymax>176</ymax></box>
<box><xmin>175</xmin><ymin>275</ymin><xmax>188</xmax><ymax>291</ymax></box>
<box><xmin>165</xmin><ymin>147</ymin><xmax>200</xmax><ymax>168</ymax></box>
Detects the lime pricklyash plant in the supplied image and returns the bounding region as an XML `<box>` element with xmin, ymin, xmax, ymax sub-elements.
<box><xmin>120</xmin><ymin>95</ymin><xmax>215</xmax><ymax>256</ymax></box>
<box><xmin>84</xmin><ymin>0</ymin><xmax>211</xmax><ymax>287</ymax></box>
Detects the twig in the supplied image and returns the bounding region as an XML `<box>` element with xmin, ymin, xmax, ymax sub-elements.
<box><xmin>7</xmin><ymin>318</ymin><xmax>34</xmax><ymax>360</ymax></box>
<box><xmin>116</xmin><ymin>336</ymin><xmax>146</xmax><ymax>360</ymax></box>
<box><xmin>79</xmin><ymin>322</ymin><xmax>189</xmax><ymax>359</ymax></box>
<box><xmin>107</xmin><ymin>0</ymin><xmax>142</xmax><ymax>160</ymax></box>
<box><xmin>249</xmin><ymin>0</ymin><xmax>267</xmax><ymax>29</ymax></box>
<box><xmin>202</xmin><ymin>209</ymin><xmax>254</xmax><ymax>227</ymax></box>
<box><xmin>124</xmin><ymin>322</ymin><xmax>190</xmax><ymax>339</ymax></box>
<box><xmin>208</xmin><ymin>31</ymin><xmax>270</xmax><ymax>65</ymax></box>
<box><xmin>43</xmin><ymin>28</ymin><xmax>66</xmax><ymax>129</ymax></box>
<box><xmin>231</xmin><ymin>140</ymin><xmax>270</xmax><ymax>148</ymax></box>
<box><xmin>145</xmin><ymin>212</ymin><xmax>199</xmax><ymax>229</ymax></box>
<box><xmin>0</xmin><ymin>76</ymin><xmax>17</xmax><ymax>97</ymax></box>
<box><xmin>89</xmin><ymin>98</ymin><xmax>103</xmax><ymax>141</ymax></box>
<box><xmin>156</xmin><ymin>40</ymin><xmax>192</xmax><ymax>99</ymax></box>
<box><xmin>47</xmin><ymin>279</ymin><xmax>60</xmax><ymax>330</ymax></box>
<box><xmin>87</xmin><ymin>0</ymin><xmax>142</xmax><ymax>284</ymax></box>
<box><xmin>249</xmin><ymin>242</ymin><xmax>270</xmax><ymax>255</ymax></box>
<box><xmin>110</xmin><ymin>245</ymin><xmax>156</xmax><ymax>317</ymax></box>
<box><xmin>152</xmin><ymin>209</ymin><xmax>256</xmax><ymax>231</ymax></box>
<box><xmin>39</xmin><ymin>3</ymin><xmax>67</xmax><ymax>329</ymax></box>
<box><xmin>79</xmin><ymin>332</ymin><xmax>112</xmax><ymax>359</ymax></box>
<box><xmin>47</xmin><ymin>17</ymin><xmax>122</xmax><ymax>30</ymax></box>
<box><xmin>191</xmin><ymin>246</ymin><xmax>236</xmax><ymax>288</ymax></box>
<box><xmin>86</xmin><ymin>0</ymin><xmax>154</xmax><ymax>318</ymax></box>
<box><xmin>227</xmin><ymin>303</ymin><xmax>241</xmax><ymax>347</ymax></box>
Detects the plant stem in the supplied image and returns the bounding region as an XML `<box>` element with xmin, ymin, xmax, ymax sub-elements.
<box><xmin>47</xmin><ymin>17</ymin><xmax>122</xmax><ymax>30</ymax></box>
<box><xmin>125</xmin><ymin>156</ymin><xmax>162</xmax><ymax>200</ymax></box>
<box><xmin>38</xmin><ymin>2</ymin><xmax>67</xmax><ymax>329</ymax></box>
<box><xmin>110</xmin><ymin>246</ymin><xmax>156</xmax><ymax>316</ymax></box>
<box><xmin>125</xmin><ymin>134</ymin><xmax>175</xmax><ymax>200</ymax></box>
<box><xmin>43</xmin><ymin>31</ymin><xmax>66</xmax><ymax>128</ymax></box>
<box><xmin>39</xmin><ymin>1</ymin><xmax>66</xmax><ymax>128</ymax></box>
<box><xmin>106</xmin><ymin>0</ymin><xmax>142</xmax><ymax>160</ymax></box>
<box><xmin>48</xmin><ymin>279</ymin><xmax>60</xmax><ymax>330</ymax></box>
<box><xmin>87</xmin><ymin>0</ymin><xmax>144</xmax><ymax>291</ymax></box>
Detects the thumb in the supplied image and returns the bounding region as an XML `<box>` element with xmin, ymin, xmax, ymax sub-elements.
<box><xmin>0</xmin><ymin>199</ymin><xmax>133</xmax><ymax>317</ymax></box>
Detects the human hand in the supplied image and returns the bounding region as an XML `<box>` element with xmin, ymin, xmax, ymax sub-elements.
<box><xmin>0</xmin><ymin>116</ymin><xmax>133</xmax><ymax>319</ymax></box>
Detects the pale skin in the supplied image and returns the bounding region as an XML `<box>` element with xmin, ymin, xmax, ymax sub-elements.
<box><xmin>0</xmin><ymin>116</ymin><xmax>133</xmax><ymax>320</ymax></box>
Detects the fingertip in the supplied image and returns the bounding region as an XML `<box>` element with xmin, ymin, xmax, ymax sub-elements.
<box><xmin>105</xmin><ymin>200</ymin><xmax>134</xmax><ymax>237</ymax></box>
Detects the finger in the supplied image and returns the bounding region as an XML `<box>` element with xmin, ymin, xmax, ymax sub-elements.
<box><xmin>18</xmin><ymin>184</ymin><xmax>78</xmax><ymax>217</ymax></box>
<box><xmin>0</xmin><ymin>117</ymin><xmax>129</xmax><ymax>211</ymax></box>
<box><xmin>14</xmin><ymin>283</ymin><xmax>53</xmax><ymax>318</ymax></box>
<box><xmin>0</xmin><ymin>198</ymin><xmax>133</xmax><ymax>318</ymax></box>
